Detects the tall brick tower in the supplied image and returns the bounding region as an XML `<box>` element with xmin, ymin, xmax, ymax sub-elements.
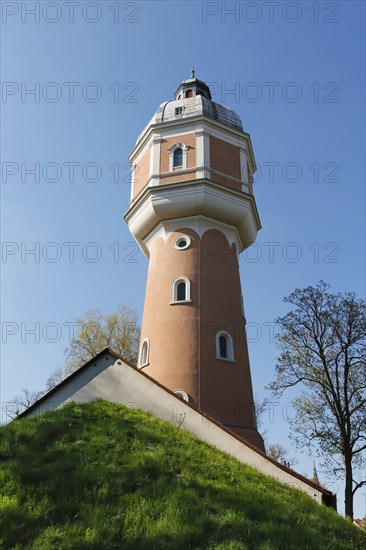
<box><xmin>125</xmin><ymin>72</ymin><xmax>264</xmax><ymax>451</ymax></box>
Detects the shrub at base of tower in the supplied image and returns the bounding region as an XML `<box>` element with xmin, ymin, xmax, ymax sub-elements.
<box><xmin>1</xmin><ymin>401</ymin><xmax>365</xmax><ymax>549</ymax></box>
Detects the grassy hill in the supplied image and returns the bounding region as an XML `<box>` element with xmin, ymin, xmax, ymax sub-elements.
<box><xmin>0</xmin><ymin>401</ymin><xmax>364</xmax><ymax>549</ymax></box>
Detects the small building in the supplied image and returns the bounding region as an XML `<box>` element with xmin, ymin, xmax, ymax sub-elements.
<box><xmin>20</xmin><ymin>347</ymin><xmax>336</xmax><ymax>509</ymax></box>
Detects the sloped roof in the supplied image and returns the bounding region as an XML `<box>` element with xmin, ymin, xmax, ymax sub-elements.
<box><xmin>153</xmin><ymin>96</ymin><xmax>243</xmax><ymax>129</ymax></box>
<box><xmin>18</xmin><ymin>348</ymin><xmax>123</xmax><ymax>418</ymax></box>
<box><xmin>136</xmin><ymin>94</ymin><xmax>243</xmax><ymax>144</ymax></box>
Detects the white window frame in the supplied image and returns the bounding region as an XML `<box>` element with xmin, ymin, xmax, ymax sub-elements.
<box><xmin>171</xmin><ymin>276</ymin><xmax>191</xmax><ymax>304</ymax></box>
<box><xmin>168</xmin><ymin>142</ymin><xmax>189</xmax><ymax>172</ymax></box>
<box><xmin>138</xmin><ymin>338</ymin><xmax>150</xmax><ymax>368</ymax></box>
<box><xmin>215</xmin><ymin>331</ymin><xmax>235</xmax><ymax>362</ymax></box>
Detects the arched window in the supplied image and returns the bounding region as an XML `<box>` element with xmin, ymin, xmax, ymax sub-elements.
<box><xmin>171</xmin><ymin>277</ymin><xmax>191</xmax><ymax>304</ymax></box>
<box><xmin>168</xmin><ymin>142</ymin><xmax>188</xmax><ymax>172</ymax></box>
<box><xmin>139</xmin><ymin>339</ymin><xmax>150</xmax><ymax>367</ymax></box>
<box><xmin>215</xmin><ymin>331</ymin><xmax>234</xmax><ymax>361</ymax></box>
<box><xmin>185</xmin><ymin>89</ymin><xmax>193</xmax><ymax>98</ymax></box>
<box><xmin>173</xmin><ymin>147</ymin><xmax>183</xmax><ymax>168</ymax></box>
<box><xmin>174</xmin><ymin>390</ymin><xmax>189</xmax><ymax>402</ymax></box>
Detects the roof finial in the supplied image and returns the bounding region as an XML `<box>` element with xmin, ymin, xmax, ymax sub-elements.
<box><xmin>191</xmin><ymin>65</ymin><xmax>195</xmax><ymax>79</ymax></box>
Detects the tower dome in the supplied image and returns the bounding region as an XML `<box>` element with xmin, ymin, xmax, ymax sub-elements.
<box><xmin>136</xmin><ymin>74</ymin><xmax>243</xmax><ymax>144</ymax></box>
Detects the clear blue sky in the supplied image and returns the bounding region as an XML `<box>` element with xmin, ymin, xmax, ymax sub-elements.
<box><xmin>1</xmin><ymin>1</ymin><xmax>365</xmax><ymax>517</ymax></box>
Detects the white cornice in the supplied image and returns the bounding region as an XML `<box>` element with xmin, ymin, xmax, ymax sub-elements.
<box><xmin>143</xmin><ymin>216</ymin><xmax>242</xmax><ymax>256</ymax></box>
<box><xmin>124</xmin><ymin>180</ymin><xmax>261</xmax><ymax>258</ymax></box>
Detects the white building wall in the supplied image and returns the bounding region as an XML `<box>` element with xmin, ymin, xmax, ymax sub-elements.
<box><xmin>26</xmin><ymin>352</ymin><xmax>327</xmax><ymax>505</ymax></box>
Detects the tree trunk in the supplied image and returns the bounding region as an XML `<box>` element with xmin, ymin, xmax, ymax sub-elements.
<box><xmin>344</xmin><ymin>451</ymin><xmax>353</xmax><ymax>520</ymax></box>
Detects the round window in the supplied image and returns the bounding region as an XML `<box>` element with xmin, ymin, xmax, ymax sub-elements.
<box><xmin>174</xmin><ymin>236</ymin><xmax>191</xmax><ymax>250</ymax></box>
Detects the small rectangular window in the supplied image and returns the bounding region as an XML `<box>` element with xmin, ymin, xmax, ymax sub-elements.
<box><xmin>175</xmin><ymin>107</ymin><xmax>183</xmax><ymax>116</ymax></box>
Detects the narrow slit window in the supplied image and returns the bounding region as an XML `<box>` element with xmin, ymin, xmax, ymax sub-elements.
<box><xmin>139</xmin><ymin>339</ymin><xmax>149</xmax><ymax>367</ymax></box>
<box><xmin>215</xmin><ymin>331</ymin><xmax>234</xmax><ymax>361</ymax></box>
<box><xmin>219</xmin><ymin>335</ymin><xmax>228</xmax><ymax>359</ymax></box>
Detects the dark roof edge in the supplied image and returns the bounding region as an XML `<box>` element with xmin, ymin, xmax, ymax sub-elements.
<box><xmin>18</xmin><ymin>348</ymin><xmax>124</xmax><ymax>418</ymax></box>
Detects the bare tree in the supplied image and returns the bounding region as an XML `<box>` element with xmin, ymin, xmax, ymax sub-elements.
<box><xmin>4</xmin><ymin>388</ymin><xmax>45</xmax><ymax>420</ymax></box>
<box><xmin>46</xmin><ymin>304</ymin><xmax>140</xmax><ymax>390</ymax></box>
<box><xmin>45</xmin><ymin>367</ymin><xmax>65</xmax><ymax>392</ymax></box>
<box><xmin>254</xmin><ymin>396</ymin><xmax>271</xmax><ymax>441</ymax></box>
<box><xmin>268</xmin><ymin>281</ymin><xmax>366</xmax><ymax>519</ymax></box>
<box><xmin>4</xmin><ymin>305</ymin><xmax>141</xmax><ymax>421</ymax></box>
<box><xmin>267</xmin><ymin>443</ymin><xmax>298</xmax><ymax>468</ymax></box>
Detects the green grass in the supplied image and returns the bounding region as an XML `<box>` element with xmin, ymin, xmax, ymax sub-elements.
<box><xmin>0</xmin><ymin>401</ymin><xmax>364</xmax><ymax>549</ymax></box>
